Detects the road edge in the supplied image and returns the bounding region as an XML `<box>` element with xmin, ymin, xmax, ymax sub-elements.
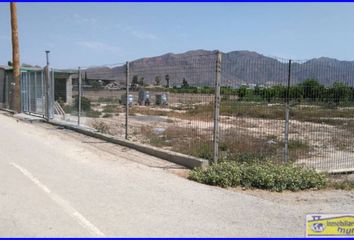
<box><xmin>1</xmin><ymin>109</ymin><xmax>209</xmax><ymax>169</ymax></box>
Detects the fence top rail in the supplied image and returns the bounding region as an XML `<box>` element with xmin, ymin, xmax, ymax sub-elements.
<box><xmin>1</xmin><ymin>65</ymin><xmax>43</xmax><ymax>72</ymax></box>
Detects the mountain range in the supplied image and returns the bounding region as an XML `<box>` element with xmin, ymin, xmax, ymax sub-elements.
<box><xmin>85</xmin><ymin>50</ymin><xmax>354</xmax><ymax>87</ymax></box>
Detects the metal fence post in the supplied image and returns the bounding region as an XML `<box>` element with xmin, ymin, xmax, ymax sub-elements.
<box><xmin>125</xmin><ymin>62</ymin><xmax>130</xmax><ymax>140</ymax></box>
<box><xmin>34</xmin><ymin>71</ymin><xmax>37</xmax><ymax>114</ymax></box>
<box><xmin>41</xmin><ymin>70</ymin><xmax>45</xmax><ymax>117</ymax></box>
<box><xmin>45</xmin><ymin>50</ymin><xmax>50</xmax><ymax>120</ymax></box>
<box><xmin>5</xmin><ymin>74</ymin><xmax>9</xmax><ymax>109</ymax></box>
<box><xmin>213</xmin><ymin>51</ymin><xmax>222</xmax><ymax>164</ymax></box>
<box><xmin>50</xmin><ymin>68</ymin><xmax>55</xmax><ymax>119</ymax></box>
<box><xmin>78</xmin><ymin>67</ymin><xmax>82</xmax><ymax>126</ymax></box>
<box><xmin>28</xmin><ymin>73</ymin><xmax>31</xmax><ymax>114</ymax></box>
<box><xmin>284</xmin><ymin>59</ymin><xmax>291</xmax><ymax>163</ymax></box>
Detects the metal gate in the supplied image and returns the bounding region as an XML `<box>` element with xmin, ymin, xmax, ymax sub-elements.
<box><xmin>21</xmin><ymin>70</ymin><xmax>45</xmax><ymax>116</ymax></box>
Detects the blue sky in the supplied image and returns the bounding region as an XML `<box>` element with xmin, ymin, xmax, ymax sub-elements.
<box><xmin>1</xmin><ymin>3</ymin><xmax>354</xmax><ymax>68</ymax></box>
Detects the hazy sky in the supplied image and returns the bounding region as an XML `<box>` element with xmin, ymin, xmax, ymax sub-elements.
<box><xmin>1</xmin><ymin>2</ymin><xmax>354</xmax><ymax>68</ymax></box>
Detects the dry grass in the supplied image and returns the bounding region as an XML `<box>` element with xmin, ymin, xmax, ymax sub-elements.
<box><xmin>138</xmin><ymin>125</ymin><xmax>311</xmax><ymax>162</ymax></box>
<box><xmin>85</xmin><ymin>99</ymin><xmax>353</xmax><ymax>164</ymax></box>
<box><xmin>91</xmin><ymin>121</ymin><xmax>112</xmax><ymax>135</ymax></box>
<box><xmin>140</xmin><ymin>126</ymin><xmax>214</xmax><ymax>159</ymax></box>
<box><xmin>189</xmin><ymin>101</ymin><xmax>354</xmax><ymax>123</ymax></box>
<box><xmin>332</xmin><ymin>129</ymin><xmax>354</xmax><ymax>151</ymax></box>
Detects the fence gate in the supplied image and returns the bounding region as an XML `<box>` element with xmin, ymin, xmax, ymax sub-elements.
<box><xmin>21</xmin><ymin>70</ymin><xmax>45</xmax><ymax>116</ymax></box>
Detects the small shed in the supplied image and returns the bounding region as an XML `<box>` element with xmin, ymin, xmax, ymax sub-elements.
<box><xmin>0</xmin><ymin>65</ymin><xmax>43</xmax><ymax>112</ymax></box>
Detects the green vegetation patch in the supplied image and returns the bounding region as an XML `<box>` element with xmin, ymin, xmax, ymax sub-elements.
<box><xmin>97</xmin><ymin>97</ymin><xmax>120</xmax><ymax>104</ymax></box>
<box><xmin>189</xmin><ymin>161</ymin><xmax>327</xmax><ymax>192</ymax></box>
<box><xmin>102</xmin><ymin>104</ymin><xmax>118</xmax><ymax>113</ymax></box>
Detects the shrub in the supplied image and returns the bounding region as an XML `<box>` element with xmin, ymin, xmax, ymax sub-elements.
<box><xmin>102</xmin><ymin>113</ymin><xmax>113</xmax><ymax>118</ymax></box>
<box><xmin>74</xmin><ymin>96</ymin><xmax>91</xmax><ymax>112</ymax></box>
<box><xmin>240</xmin><ymin>162</ymin><xmax>326</xmax><ymax>191</ymax></box>
<box><xmin>62</xmin><ymin>104</ymin><xmax>74</xmax><ymax>114</ymax></box>
<box><xmin>97</xmin><ymin>97</ymin><xmax>120</xmax><ymax>104</ymax></box>
<box><xmin>102</xmin><ymin>104</ymin><xmax>117</xmax><ymax>113</ymax></box>
<box><xmin>189</xmin><ymin>161</ymin><xmax>327</xmax><ymax>192</ymax></box>
<box><xmin>189</xmin><ymin>161</ymin><xmax>241</xmax><ymax>188</ymax></box>
<box><xmin>85</xmin><ymin>110</ymin><xmax>101</xmax><ymax>118</ymax></box>
<box><xmin>193</xmin><ymin>142</ymin><xmax>213</xmax><ymax>160</ymax></box>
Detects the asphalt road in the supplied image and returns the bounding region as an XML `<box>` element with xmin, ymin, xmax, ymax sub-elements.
<box><xmin>0</xmin><ymin>112</ymin><xmax>306</xmax><ymax>237</ymax></box>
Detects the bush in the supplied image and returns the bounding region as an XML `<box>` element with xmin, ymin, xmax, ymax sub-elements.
<box><xmin>189</xmin><ymin>161</ymin><xmax>241</xmax><ymax>188</ymax></box>
<box><xmin>102</xmin><ymin>104</ymin><xmax>117</xmax><ymax>113</ymax></box>
<box><xmin>74</xmin><ymin>96</ymin><xmax>91</xmax><ymax>112</ymax></box>
<box><xmin>189</xmin><ymin>161</ymin><xmax>327</xmax><ymax>192</ymax></box>
<box><xmin>62</xmin><ymin>104</ymin><xmax>74</xmax><ymax>114</ymax></box>
<box><xmin>97</xmin><ymin>97</ymin><xmax>120</xmax><ymax>104</ymax></box>
<box><xmin>102</xmin><ymin>113</ymin><xmax>113</xmax><ymax>118</ymax></box>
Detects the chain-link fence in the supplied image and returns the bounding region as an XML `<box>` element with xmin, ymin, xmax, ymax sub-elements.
<box><xmin>2</xmin><ymin>51</ymin><xmax>354</xmax><ymax>172</ymax></box>
<box><xmin>220</xmin><ymin>56</ymin><xmax>289</xmax><ymax>165</ymax></box>
<box><xmin>127</xmin><ymin>53</ymin><xmax>217</xmax><ymax>159</ymax></box>
<box><xmin>290</xmin><ymin>59</ymin><xmax>354</xmax><ymax>172</ymax></box>
<box><xmin>20</xmin><ymin>70</ymin><xmax>46</xmax><ymax>116</ymax></box>
<box><xmin>0</xmin><ymin>68</ymin><xmax>10</xmax><ymax>110</ymax></box>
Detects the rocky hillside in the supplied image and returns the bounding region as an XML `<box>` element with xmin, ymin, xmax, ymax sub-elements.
<box><xmin>85</xmin><ymin>50</ymin><xmax>354</xmax><ymax>87</ymax></box>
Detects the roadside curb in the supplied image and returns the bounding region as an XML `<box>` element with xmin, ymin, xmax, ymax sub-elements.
<box><xmin>47</xmin><ymin>119</ymin><xmax>209</xmax><ymax>169</ymax></box>
<box><xmin>13</xmin><ymin>113</ymin><xmax>46</xmax><ymax>124</ymax></box>
<box><xmin>5</xmin><ymin>110</ymin><xmax>209</xmax><ymax>169</ymax></box>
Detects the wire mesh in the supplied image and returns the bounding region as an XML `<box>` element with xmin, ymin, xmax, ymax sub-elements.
<box><xmin>38</xmin><ymin>51</ymin><xmax>354</xmax><ymax>172</ymax></box>
<box><xmin>220</xmin><ymin>54</ymin><xmax>289</xmax><ymax>164</ymax></box>
<box><xmin>52</xmin><ymin>68</ymin><xmax>79</xmax><ymax>125</ymax></box>
<box><xmin>290</xmin><ymin>59</ymin><xmax>354</xmax><ymax>172</ymax></box>
<box><xmin>19</xmin><ymin>70</ymin><xmax>45</xmax><ymax>116</ymax></box>
<box><xmin>127</xmin><ymin>52</ymin><xmax>217</xmax><ymax>160</ymax></box>
<box><xmin>0</xmin><ymin>69</ymin><xmax>9</xmax><ymax>109</ymax></box>
<box><xmin>80</xmin><ymin>63</ymin><xmax>127</xmax><ymax>137</ymax></box>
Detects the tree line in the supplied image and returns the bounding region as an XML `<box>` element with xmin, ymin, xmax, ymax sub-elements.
<box><xmin>168</xmin><ymin>79</ymin><xmax>354</xmax><ymax>104</ymax></box>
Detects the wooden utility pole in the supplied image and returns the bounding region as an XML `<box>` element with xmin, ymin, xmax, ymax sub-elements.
<box><xmin>10</xmin><ymin>3</ymin><xmax>21</xmax><ymax>112</ymax></box>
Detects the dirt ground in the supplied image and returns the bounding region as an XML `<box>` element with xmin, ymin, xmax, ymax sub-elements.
<box><xmin>56</xmin><ymin>95</ymin><xmax>354</xmax><ymax>172</ymax></box>
<box><xmin>237</xmin><ymin>187</ymin><xmax>354</xmax><ymax>214</ymax></box>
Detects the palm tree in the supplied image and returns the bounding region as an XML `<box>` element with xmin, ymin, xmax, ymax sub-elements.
<box><xmin>10</xmin><ymin>2</ymin><xmax>21</xmax><ymax>112</ymax></box>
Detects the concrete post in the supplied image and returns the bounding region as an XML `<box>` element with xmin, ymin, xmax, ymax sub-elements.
<box><xmin>41</xmin><ymin>70</ymin><xmax>44</xmax><ymax>117</ymax></box>
<box><xmin>44</xmin><ymin>51</ymin><xmax>50</xmax><ymax>120</ymax></box>
<box><xmin>5</xmin><ymin>74</ymin><xmax>9</xmax><ymax>109</ymax></box>
<box><xmin>49</xmin><ymin>68</ymin><xmax>54</xmax><ymax>119</ymax></box>
<box><xmin>66</xmin><ymin>75</ymin><xmax>73</xmax><ymax>105</ymax></box>
<box><xmin>213</xmin><ymin>51</ymin><xmax>222</xmax><ymax>164</ymax></box>
<box><xmin>284</xmin><ymin>60</ymin><xmax>291</xmax><ymax>163</ymax></box>
<box><xmin>28</xmin><ymin>73</ymin><xmax>31</xmax><ymax>114</ymax></box>
<box><xmin>78</xmin><ymin>67</ymin><xmax>82</xmax><ymax>126</ymax></box>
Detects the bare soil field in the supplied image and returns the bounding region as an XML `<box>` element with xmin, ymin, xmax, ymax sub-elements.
<box><xmin>56</xmin><ymin>93</ymin><xmax>354</xmax><ymax>172</ymax></box>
